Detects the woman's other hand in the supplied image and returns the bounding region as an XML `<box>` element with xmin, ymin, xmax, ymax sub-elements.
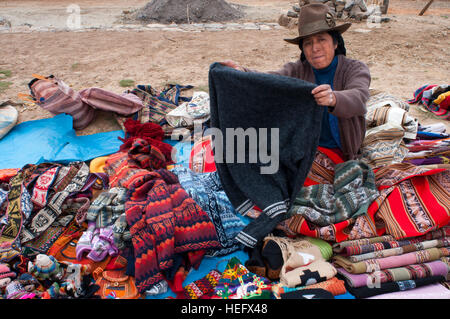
<box><xmin>312</xmin><ymin>84</ymin><xmax>336</xmax><ymax>107</ymax></box>
<box><xmin>219</xmin><ymin>60</ymin><xmax>244</xmax><ymax>71</ymax></box>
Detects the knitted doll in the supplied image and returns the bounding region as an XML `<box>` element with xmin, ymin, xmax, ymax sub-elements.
<box><xmin>60</xmin><ymin>261</ymin><xmax>90</xmax><ymax>298</ymax></box>
<box><xmin>0</xmin><ymin>263</ymin><xmax>16</xmax><ymax>294</ymax></box>
<box><xmin>16</xmin><ymin>273</ymin><xmax>44</xmax><ymax>298</ymax></box>
<box><xmin>28</xmin><ymin>254</ymin><xmax>65</xmax><ymax>282</ymax></box>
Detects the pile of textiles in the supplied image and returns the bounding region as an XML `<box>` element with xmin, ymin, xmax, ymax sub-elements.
<box><xmin>332</xmin><ymin>228</ymin><xmax>450</xmax><ymax>298</ymax></box>
<box><xmin>243</xmin><ymin>235</ymin><xmax>348</xmax><ymax>299</ymax></box>
<box><xmin>0</xmin><ymin>80</ymin><xmax>245</xmax><ymax>299</ymax></box>
<box><xmin>284</xmin><ymin>146</ymin><xmax>450</xmax><ymax>242</ymax></box>
<box><xmin>360</xmin><ymin>93</ymin><xmax>418</xmax><ymax>168</ymax></box>
<box><xmin>116</xmin><ymin>84</ymin><xmax>211</xmax><ymax>142</ymax></box>
<box><xmin>408</xmin><ymin>84</ymin><xmax>450</xmax><ymax>121</ymax></box>
<box><xmin>1</xmin><ymin>68</ymin><xmax>450</xmax><ymax>300</ymax></box>
<box><xmin>403</xmin><ymin>123</ymin><xmax>450</xmax><ymax>166</ymax></box>
<box><xmin>0</xmin><ymin>136</ymin><xmax>248</xmax><ymax>299</ymax></box>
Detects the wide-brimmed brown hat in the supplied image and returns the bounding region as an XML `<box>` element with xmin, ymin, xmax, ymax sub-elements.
<box><xmin>284</xmin><ymin>3</ymin><xmax>352</xmax><ymax>45</ymax></box>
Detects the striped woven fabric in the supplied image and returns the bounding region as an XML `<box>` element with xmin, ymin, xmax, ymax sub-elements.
<box><xmin>347</xmin><ymin>238</ymin><xmax>450</xmax><ymax>262</ymax></box>
<box><xmin>336</xmin><ymin>259</ymin><xmax>449</xmax><ymax>288</ymax></box>
<box><xmin>115</xmin><ymin>84</ymin><xmax>193</xmax><ymax>136</ymax></box>
<box><xmin>342</xmin><ymin>238</ymin><xmax>421</xmax><ymax>257</ymax></box>
<box><xmin>333</xmin><ymin>246</ymin><xmax>450</xmax><ymax>274</ymax></box>
<box><xmin>368</xmin><ymin>165</ymin><xmax>450</xmax><ymax>240</ymax></box>
<box><xmin>29</xmin><ymin>76</ymin><xmax>95</xmax><ymax>130</ymax></box>
<box><xmin>407</xmin><ymin>84</ymin><xmax>450</xmax><ymax>120</ymax></box>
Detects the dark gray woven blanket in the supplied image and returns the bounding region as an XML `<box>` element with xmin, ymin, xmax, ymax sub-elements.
<box><xmin>208</xmin><ymin>62</ymin><xmax>324</xmax><ymax>248</ymax></box>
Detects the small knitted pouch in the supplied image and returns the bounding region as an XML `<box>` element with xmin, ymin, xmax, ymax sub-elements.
<box><xmin>183</xmin><ymin>269</ymin><xmax>222</xmax><ymax>299</ymax></box>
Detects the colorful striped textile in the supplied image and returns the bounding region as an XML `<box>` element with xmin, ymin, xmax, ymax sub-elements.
<box><xmin>367</xmin><ymin>164</ymin><xmax>450</xmax><ymax>240</ymax></box>
<box><xmin>332</xmin><ymin>235</ymin><xmax>396</xmax><ymax>253</ymax></box>
<box><xmin>115</xmin><ymin>84</ymin><xmax>193</xmax><ymax>138</ymax></box>
<box><xmin>336</xmin><ymin>259</ymin><xmax>449</xmax><ymax>288</ymax></box>
<box><xmin>361</xmin><ymin>93</ymin><xmax>418</xmax><ymax>168</ymax></box>
<box><xmin>333</xmin><ymin>247</ymin><xmax>450</xmax><ymax>274</ymax></box>
<box><xmin>333</xmin><ymin>226</ymin><xmax>450</xmax><ymax>254</ymax></box>
<box><xmin>346</xmin><ymin>238</ymin><xmax>449</xmax><ymax>262</ymax></box>
<box><xmin>104</xmin><ymin>138</ymin><xmax>220</xmax><ymax>293</ymax></box>
<box><xmin>407</xmin><ymin>84</ymin><xmax>450</xmax><ymax>120</ymax></box>
<box><xmin>341</xmin><ymin>238</ymin><xmax>420</xmax><ymax>257</ymax></box>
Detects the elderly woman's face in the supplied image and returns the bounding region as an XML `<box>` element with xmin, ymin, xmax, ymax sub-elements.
<box><xmin>302</xmin><ymin>32</ymin><xmax>337</xmax><ymax>70</ymax></box>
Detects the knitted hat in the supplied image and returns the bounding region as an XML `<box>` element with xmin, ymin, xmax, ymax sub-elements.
<box><xmin>0</xmin><ymin>263</ymin><xmax>16</xmax><ymax>279</ymax></box>
<box><xmin>34</xmin><ymin>254</ymin><xmax>58</xmax><ymax>274</ymax></box>
<box><xmin>305</xmin><ymin>237</ymin><xmax>333</xmax><ymax>261</ymax></box>
<box><xmin>6</xmin><ymin>280</ymin><xmax>29</xmax><ymax>299</ymax></box>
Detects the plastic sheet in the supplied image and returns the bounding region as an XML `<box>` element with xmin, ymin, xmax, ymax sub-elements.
<box><xmin>0</xmin><ymin>114</ymin><xmax>124</xmax><ymax>169</ymax></box>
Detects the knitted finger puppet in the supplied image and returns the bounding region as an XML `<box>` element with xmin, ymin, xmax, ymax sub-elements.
<box><xmin>28</xmin><ymin>254</ymin><xmax>65</xmax><ymax>282</ymax></box>
<box><xmin>16</xmin><ymin>273</ymin><xmax>44</xmax><ymax>298</ymax></box>
<box><xmin>5</xmin><ymin>280</ymin><xmax>36</xmax><ymax>299</ymax></box>
<box><xmin>0</xmin><ymin>263</ymin><xmax>16</xmax><ymax>293</ymax></box>
<box><xmin>60</xmin><ymin>261</ymin><xmax>90</xmax><ymax>298</ymax></box>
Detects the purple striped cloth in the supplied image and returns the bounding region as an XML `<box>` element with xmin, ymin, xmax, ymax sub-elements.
<box><xmin>337</xmin><ymin>260</ymin><xmax>449</xmax><ymax>288</ymax></box>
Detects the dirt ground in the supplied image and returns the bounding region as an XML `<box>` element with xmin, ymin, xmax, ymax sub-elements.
<box><xmin>0</xmin><ymin>0</ymin><xmax>449</xmax><ymax>136</ymax></box>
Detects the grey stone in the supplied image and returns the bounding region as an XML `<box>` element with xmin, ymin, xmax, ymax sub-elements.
<box><xmin>259</xmin><ymin>24</ymin><xmax>272</xmax><ymax>31</ymax></box>
<box><xmin>241</xmin><ymin>23</ymin><xmax>259</xmax><ymax>30</ymax></box>
<box><xmin>0</xmin><ymin>17</ymin><xmax>11</xmax><ymax>28</ymax></box>
<box><xmin>147</xmin><ymin>23</ymin><xmax>167</xmax><ymax>28</ymax></box>
<box><xmin>204</xmin><ymin>23</ymin><xmax>225</xmax><ymax>29</ymax></box>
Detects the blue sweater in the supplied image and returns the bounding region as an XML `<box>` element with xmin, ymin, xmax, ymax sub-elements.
<box><xmin>313</xmin><ymin>56</ymin><xmax>342</xmax><ymax>149</ymax></box>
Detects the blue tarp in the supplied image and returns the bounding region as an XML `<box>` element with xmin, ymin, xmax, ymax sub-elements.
<box><xmin>0</xmin><ymin>114</ymin><xmax>124</xmax><ymax>169</ymax></box>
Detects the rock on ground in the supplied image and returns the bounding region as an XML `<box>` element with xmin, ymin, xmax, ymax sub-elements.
<box><xmin>135</xmin><ymin>0</ymin><xmax>244</xmax><ymax>24</ymax></box>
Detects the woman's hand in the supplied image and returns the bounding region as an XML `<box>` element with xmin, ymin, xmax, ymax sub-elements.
<box><xmin>219</xmin><ymin>60</ymin><xmax>244</xmax><ymax>71</ymax></box>
<box><xmin>312</xmin><ymin>84</ymin><xmax>336</xmax><ymax>107</ymax></box>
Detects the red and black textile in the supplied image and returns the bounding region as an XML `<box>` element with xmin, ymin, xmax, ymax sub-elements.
<box><xmin>104</xmin><ymin>138</ymin><xmax>220</xmax><ymax>293</ymax></box>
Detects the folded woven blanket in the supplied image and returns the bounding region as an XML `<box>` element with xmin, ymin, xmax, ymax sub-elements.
<box><xmin>336</xmin><ymin>259</ymin><xmax>449</xmax><ymax>288</ymax></box>
<box><xmin>333</xmin><ymin>246</ymin><xmax>450</xmax><ymax>274</ymax></box>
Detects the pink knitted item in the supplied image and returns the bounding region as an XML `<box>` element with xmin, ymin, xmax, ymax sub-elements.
<box><xmin>0</xmin><ymin>263</ymin><xmax>16</xmax><ymax>279</ymax></box>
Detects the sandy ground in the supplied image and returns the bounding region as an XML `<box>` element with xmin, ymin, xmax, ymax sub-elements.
<box><xmin>0</xmin><ymin>0</ymin><xmax>449</xmax><ymax>136</ymax></box>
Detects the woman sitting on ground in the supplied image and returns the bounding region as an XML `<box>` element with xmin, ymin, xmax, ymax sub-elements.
<box><xmin>221</xmin><ymin>3</ymin><xmax>371</xmax><ymax>161</ymax></box>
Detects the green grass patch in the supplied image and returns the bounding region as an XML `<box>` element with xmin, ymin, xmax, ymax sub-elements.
<box><xmin>0</xmin><ymin>81</ymin><xmax>13</xmax><ymax>92</ymax></box>
<box><xmin>71</xmin><ymin>62</ymin><xmax>80</xmax><ymax>70</ymax></box>
<box><xmin>119</xmin><ymin>79</ymin><xmax>135</xmax><ymax>87</ymax></box>
<box><xmin>0</xmin><ymin>69</ymin><xmax>12</xmax><ymax>78</ymax></box>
